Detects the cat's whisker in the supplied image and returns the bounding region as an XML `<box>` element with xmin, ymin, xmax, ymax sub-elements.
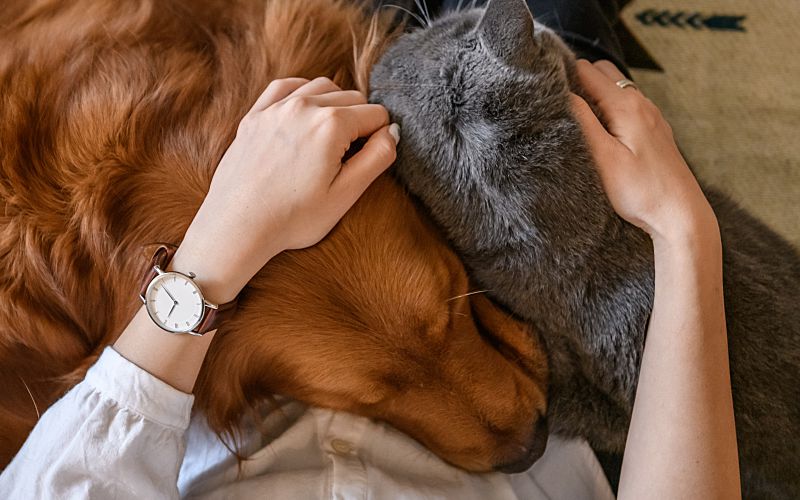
<box><xmin>452</xmin><ymin>0</ymin><xmax>480</xmax><ymax>13</ymax></box>
<box><xmin>18</xmin><ymin>374</ymin><xmax>40</xmax><ymax>420</ymax></box>
<box><xmin>529</xmin><ymin>9</ymin><xmax>563</xmax><ymax>33</ymax></box>
<box><xmin>536</xmin><ymin>9</ymin><xmax>564</xmax><ymax>31</ymax></box>
<box><xmin>413</xmin><ymin>0</ymin><xmax>432</xmax><ymax>26</ymax></box>
<box><xmin>380</xmin><ymin>4</ymin><xmax>426</xmax><ymax>27</ymax></box>
<box><xmin>423</xmin><ymin>0</ymin><xmax>433</xmax><ymax>25</ymax></box>
<box><xmin>446</xmin><ymin>289</ymin><xmax>491</xmax><ymax>302</ymax></box>
<box><xmin>535</xmin><ymin>11</ymin><xmax>556</xmax><ymax>25</ymax></box>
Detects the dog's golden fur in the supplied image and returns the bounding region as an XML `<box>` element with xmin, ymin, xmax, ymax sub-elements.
<box><xmin>0</xmin><ymin>0</ymin><xmax>549</xmax><ymax>472</ymax></box>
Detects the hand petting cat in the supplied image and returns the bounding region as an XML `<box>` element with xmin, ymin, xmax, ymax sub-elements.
<box><xmin>572</xmin><ymin>61</ymin><xmax>740</xmax><ymax>499</ymax></box>
<box><xmin>570</xmin><ymin>59</ymin><xmax>717</xmax><ymax>244</ymax></box>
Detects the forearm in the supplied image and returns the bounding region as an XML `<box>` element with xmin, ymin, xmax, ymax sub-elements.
<box><xmin>112</xmin><ymin>241</ymin><xmax>247</xmax><ymax>394</ymax></box>
<box><xmin>618</xmin><ymin>214</ymin><xmax>741</xmax><ymax>499</ymax></box>
<box><xmin>113</xmin><ymin>306</ymin><xmax>215</xmax><ymax>394</ymax></box>
<box><xmin>113</xmin><ymin>77</ymin><xmax>395</xmax><ymax>395</ymax></box>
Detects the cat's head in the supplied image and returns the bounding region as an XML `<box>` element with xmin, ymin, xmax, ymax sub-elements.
<box><xmin>370</xmin><ymin>0</ymin><xmax>609</xmax><ymax>259</ymax></box>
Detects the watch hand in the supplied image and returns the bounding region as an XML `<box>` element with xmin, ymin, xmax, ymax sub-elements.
<box><xmin>164</xmin><ymin>287</ymin><xmax>177</xmax><ymax>303</ymax></box>
<box><xmin>167</xmin><ymin>302</ymin><xmax>176</xmax><ymax>318</ymax></box>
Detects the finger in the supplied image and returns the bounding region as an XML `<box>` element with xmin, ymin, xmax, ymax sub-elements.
<box><xmin>285</xmin><ymin>76</ymin><xmax>341</xmax><ymax>100</ymax></box>
<box><xmin>575</xmin><ymin>59</ymin><xmax>623</xmax><ymax>110</ymax></box>
<box><xmin>593</xmin><ymin>60</ymin><xmax>627</xmax><ymax>83</ymax></box>
<box><xmin>570</xmin><ymin>94</ymin><xmax>632</xmax><ymax>195</ymax></box>
<box><xmin>250</xmin><ymin>77</ymin><xmax>309</xmax><ymax>112</ymax></box>
<box><xmin>330</xmin><ymin>124</ymin><xmax>399</xmax><ymax>205</ymax></box>
<box><xmin>309</xmin><ymin>90</ymin><xmax>367</xmax><ymax>108</ymax></box>
<box><xmin>575</xmin><ymin>60</ymin><xmax>642</xmax><ymax>138</ymax></box>
<box><xmin>569</xmin><ymin>93</ymin><xmax>628</xmax><ymax>160</ymax></box>
<box><xmin>340</xmin><ymin>104</ymin><xmax>391</xmax><ymax>141</ymax></box>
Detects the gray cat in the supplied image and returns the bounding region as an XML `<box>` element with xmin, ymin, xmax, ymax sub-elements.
<box><xmin>369</xmin><ymin>0</ymin><xmax>800</xmax><ymax>497</ymax></box>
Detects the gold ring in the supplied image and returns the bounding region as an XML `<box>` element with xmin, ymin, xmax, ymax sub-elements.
<box><xmin>616</xmin><ymin>78</ymin><xmax>638</xmax><ymax>90</ymax></box>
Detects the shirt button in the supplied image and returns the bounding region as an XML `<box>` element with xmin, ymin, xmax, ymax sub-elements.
<box><xmin>330</xmin><ymin>438</ymin><xmax>353</xmax><ymax>455</ymax></box>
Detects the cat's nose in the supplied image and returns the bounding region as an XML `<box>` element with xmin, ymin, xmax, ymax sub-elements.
<box><xmin>476</xmin><ymin>0</ymin><xmax>537</xmax><ymax>69</ymax></box>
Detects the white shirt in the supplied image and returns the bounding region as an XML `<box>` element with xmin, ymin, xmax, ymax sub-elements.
<box><xmin>0</xmin><ymin>347</ymin><xmax>614</xmax><ymax>499</ymax></box>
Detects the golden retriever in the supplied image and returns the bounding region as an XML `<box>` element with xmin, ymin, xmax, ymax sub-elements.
<box><xmin>0</xmin><ymin>0</ymin><xmax>549</xmax><ymax>473</ymax></box>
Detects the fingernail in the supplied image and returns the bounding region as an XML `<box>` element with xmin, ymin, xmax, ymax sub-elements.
<box><xmin>388</xmin><ymin>123</ymin><xmax>401</xmax><ymax>145</ymax></box>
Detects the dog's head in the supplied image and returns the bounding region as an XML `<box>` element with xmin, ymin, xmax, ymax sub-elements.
<box><xmin>197</xmin><ymin>175</ymin><xmax>549</xmax><ymax>472</ymax></box>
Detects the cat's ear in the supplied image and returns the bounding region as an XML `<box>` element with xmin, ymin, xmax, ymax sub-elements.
<box><xmin>476</xmin><ymin>0</ymin><xmax>537</xmax><ymax>68</ymax></box>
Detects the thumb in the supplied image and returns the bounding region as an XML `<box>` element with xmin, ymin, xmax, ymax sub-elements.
<box><xmin>569</xmin><ymin>93</ymin><xmax>620</xmax><ymax>160</ymax></box>
<box><xmin>330</xmin><ymin>123</ymin><xmax>399</xmax><ymax>207</ymax></box>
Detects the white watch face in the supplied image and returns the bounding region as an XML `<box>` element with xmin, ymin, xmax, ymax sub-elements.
<box><xmin>145</xmin><ymin>272</ymin><xmax>205</xmax><ymax>333</ymax></box>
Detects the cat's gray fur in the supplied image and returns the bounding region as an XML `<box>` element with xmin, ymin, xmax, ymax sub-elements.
<box><xmin>369</xmin><ymin>0</ymin><xmax>800</xmax><ymax>497</ymax></box>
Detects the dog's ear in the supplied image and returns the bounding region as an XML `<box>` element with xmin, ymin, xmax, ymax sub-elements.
<box><xmin>470</xmin><ymin>293</ymin><xmax>548</xmax><ymax>383</ymax></box>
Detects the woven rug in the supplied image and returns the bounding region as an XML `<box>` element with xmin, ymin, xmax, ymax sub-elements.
<box><xmin>620</xmin><ymin>0</ymin><xmax>799</xmax><ymax>246</ymax></box>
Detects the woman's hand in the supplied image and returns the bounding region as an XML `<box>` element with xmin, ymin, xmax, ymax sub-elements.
<box><xmin>571</xmin><ymin>60</ymin><xmax>740</xmax><ymax>499</ymax></box>
<box><xmin>570</xmin><ymin>59</ymin><xmax>715</xmax><ymax>242</ymax></box>
<box><xmin>172</xmin><ymin>77</ymin><xmax>400</xmax><ymax>303</ymax></box>
<box><xmin>114</xmin><ymin>77</ymin><xmax>398</xmax><ymax>393</ymax></box>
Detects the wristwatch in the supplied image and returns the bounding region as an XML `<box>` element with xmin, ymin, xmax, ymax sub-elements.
<box><xmin>138</xmin><ymin>245</ymin><xmax>238</xmax><ymax>335</ymax></box>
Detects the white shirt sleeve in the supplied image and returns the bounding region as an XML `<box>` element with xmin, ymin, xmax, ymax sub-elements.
<box><xmin>0</xmin><ymin>347</ymin><xmax>194</xmax><ymax>500</ymax></box>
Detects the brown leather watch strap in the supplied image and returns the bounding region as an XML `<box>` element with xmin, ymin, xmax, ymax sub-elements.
<box><xmin>194</xmin><ymin>299</ymin><xmax>238</xmax><ymax>334</ymax></box>
<box><xmin>139</xmin><ymin>244</ymin><xmax>238</xmax><ymax>335</ymax></box>
<box><xmin>138</xmin><ymin>245</ymin><xmax>176</xmax><ymax>299</ymax></box>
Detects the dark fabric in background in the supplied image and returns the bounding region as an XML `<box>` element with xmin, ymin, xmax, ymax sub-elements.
<box><xmin>375</xmin><ymin>0</ymin><xmax>631</xmax><ymax>76</ymax></box>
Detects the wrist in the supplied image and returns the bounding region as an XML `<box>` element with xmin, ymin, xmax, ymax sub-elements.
<box><xmin>650</xmin><ymin>209</ymin><xmax>722</xmax><ymax>268</ymax></box>
<box><xmin>167</xmin><ymin>245</ymin><xmax>245</xmax><ymax>304</ymax></box>
<box><xmin>648</xmin><ymin>199</ymin><xmax>718</xmax><ymax>249</ymax></box>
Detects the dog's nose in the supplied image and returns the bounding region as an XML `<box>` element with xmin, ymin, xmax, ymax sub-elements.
<box><xmin>493</xmin><ymin>417</ymin><xmax>549</xmax><ymax>474</ymax></box>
